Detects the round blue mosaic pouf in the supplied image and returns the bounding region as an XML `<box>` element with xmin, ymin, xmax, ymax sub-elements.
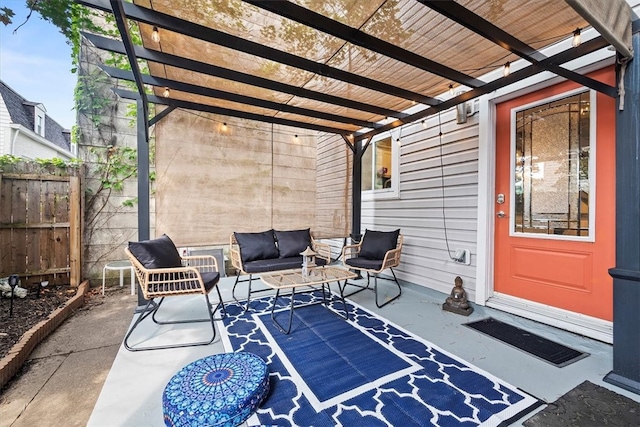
<box><xmin>162</xmin><ymin>352</ymin><xmax>270</xmax><ymax>427</ymax></box>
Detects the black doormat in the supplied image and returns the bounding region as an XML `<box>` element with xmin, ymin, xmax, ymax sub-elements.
<box><xmin>464</xmin><ymin>317</ymin><xmax>588</xmax><ymax>367</ymax></box>
<box><xmin>523</xmin><ymin>381</ymin><xmax>640</xmax><ymax>427</ymax></box>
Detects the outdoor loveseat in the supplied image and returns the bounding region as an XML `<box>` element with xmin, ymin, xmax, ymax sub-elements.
<box><xmin>230</xmin><ymin>228</ymin><xmax>331</xmax><ymax>310</ymax></box>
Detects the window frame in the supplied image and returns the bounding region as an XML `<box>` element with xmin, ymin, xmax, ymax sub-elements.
<box><xmin>360</xmin><ymin>132</ymin><xmax>400</xmax><ymax>200</ymax></box>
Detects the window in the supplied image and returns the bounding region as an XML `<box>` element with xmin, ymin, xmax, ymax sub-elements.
<box><xmin>34</xmin><ymin>105</ymin><xmax>46</xmax><ymax>137</ymax></box>
<box><xmin>513</xmin><ymin>91</ymin><xmax>593</xmax><ymax>238</ymax></box>
<box><xmin>361</xmin><ymin>136</ymin><xmax>398</xmax><ymax>198</ymax></box>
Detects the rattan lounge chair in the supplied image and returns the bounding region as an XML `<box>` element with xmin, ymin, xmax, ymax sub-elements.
<box><xmin>341</xmin><ymin>229</ymin><xmax>403</xmax><ymax>308</ymax></box>
<box><xmin>124</xmin><ymin>234</ymin><xmax>225</xmax><ymax>351</ymax></box>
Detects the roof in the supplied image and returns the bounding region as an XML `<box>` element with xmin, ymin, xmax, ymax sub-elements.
<box><xmin>78</xmin><ymin>0</ymin><xmax>634</xmax><ymax>142</ymax></box>
<box><xmin>0</xmin><ymin>80</ymin><xmax>72</xmax><ymax>152</ymax></box>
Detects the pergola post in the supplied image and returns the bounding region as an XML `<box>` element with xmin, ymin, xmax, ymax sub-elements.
<box><xmin>136</xmin><ymin>98</ymin><xmax>151</xmax><ymax>307</ymax></box>
<box><xmin>351</xmin><ymin>139</ymin><xmax>363</xmax><ymax>243</ymax></box>
<box><xmin>605</xmin><ymin>29</ymin><xmax>640</xmax><ymax>395</ymax></box>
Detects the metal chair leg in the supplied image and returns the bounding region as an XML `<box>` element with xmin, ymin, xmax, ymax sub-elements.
<box><xmin>374</xmin><ymin>268</ymin><xmax>402</xmax><ymax>308</ymax></box>
<box><xmin>124</xmin><ymin>293</ymin><xmax>218</xmax><ymax>352</ymax></box>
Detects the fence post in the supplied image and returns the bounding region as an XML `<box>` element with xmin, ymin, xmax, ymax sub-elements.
<box><xmin>69</xmin><ymin>175</ymin><xmax>81</xmax><ymax>287</ymax></box>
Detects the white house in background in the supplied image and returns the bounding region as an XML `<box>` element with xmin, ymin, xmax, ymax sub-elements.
<box><xmin>0</xmin><ymin>80</ymin><xmax>75</xmax><ymax>160</ymax></box>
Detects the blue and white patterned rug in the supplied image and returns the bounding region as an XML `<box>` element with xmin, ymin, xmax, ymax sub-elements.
<box><xmin>220</xmin><ymin>291</ymin><xmax>541</xmax><ymax>426</ymax></box>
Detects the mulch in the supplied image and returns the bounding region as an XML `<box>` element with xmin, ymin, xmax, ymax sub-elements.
<box><xmin>523</xmin><ymin>380</ymin><xmax>640</xmax><ymax>427</ymax></box>
<box><xmin>0</xmin><ymin>285</ymin><xmax>77</xmax><ymax>360</ymax></box>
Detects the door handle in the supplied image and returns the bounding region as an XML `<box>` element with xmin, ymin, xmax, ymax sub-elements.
<box><xmin>497</xmin><ymin>211</ymin><xmax>506</xmax><ymax>218</ymax></box>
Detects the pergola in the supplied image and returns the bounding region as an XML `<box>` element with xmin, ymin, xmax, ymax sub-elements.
<box><xmin>76</xmin><ymin>0</ymin><xmax>639</xmax><ymax>394</ymax></box>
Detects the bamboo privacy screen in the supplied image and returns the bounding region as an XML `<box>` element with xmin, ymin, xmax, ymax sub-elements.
<box><xmin>0</xmin><ymin>169</ymin><xmax>81</xmax><ymax>287</ymax></box>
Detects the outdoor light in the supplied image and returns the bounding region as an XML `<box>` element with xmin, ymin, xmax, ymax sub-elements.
<box><xmin>503</xmin><ymin>61</ymin><xmax>511</xmax><ymax>77</ymax></box>
<box><xmin>572</xmin><ymin>28</ymin><xmax>581</xmax><ymax>47</ymax></box>
<box><xmin>163</xmin><ymin>87</ymin><xmax>170</xmax><ymax>98</ymax></box>
<box><xmin>448</xmin><ymin>84</ymin><xmax>454</xmax><ymax>95</ymax></box>
<box><xmin>421</xmin><ymin>120</ymin><xmax>426</xmax><ymax>129</ymax></box>
<box><xmin>151</xmin><ymin>26</ymin><xmax>160</xmax><ymax>43</ymax></box>
<box><xmin>37</xmin><ymin>280</ymin><xmax>49</xmax><ymax>298</ymax></box>
<box><xmin>221</xmin><ymin>122</ymin><xmax>228</xmax><ymax>132</ymax></box>
<box><xmin>8</xmin><ymin>274</ymin><xmax>19</xmax><ymax>316</ymax></box>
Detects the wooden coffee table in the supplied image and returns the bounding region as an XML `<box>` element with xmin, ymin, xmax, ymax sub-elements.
<box><xmin>260</xmin><ymin>266</ymin><xmax>357</xmax><ymax>334</ymax></box>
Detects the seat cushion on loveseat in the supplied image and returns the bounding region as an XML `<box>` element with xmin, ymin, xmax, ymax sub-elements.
<box><xmin>243</xmin><ymin>256</ymin><xmax>327</xmax><ymax>274</ymax></box>
<box><xmin>235</xmin><ymin>230</ymin><xmax>279</xmax><ymax>263</ymax></box>
<box><xmin>274</xmin><ymin>228</ymin><xmax>311</xmax><ymax>258</ymax></box>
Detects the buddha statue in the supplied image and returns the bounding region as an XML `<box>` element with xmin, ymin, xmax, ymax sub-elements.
<box><xmin>443</xmin><ymin>276</ymin><xmax>473</xmax><ymax>315</ymax></box>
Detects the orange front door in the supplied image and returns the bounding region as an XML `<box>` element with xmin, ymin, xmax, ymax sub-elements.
<box><xmin>494</xmin><ymin>67</ymin><xmax>615</xmax><ymax>321</ymax></box>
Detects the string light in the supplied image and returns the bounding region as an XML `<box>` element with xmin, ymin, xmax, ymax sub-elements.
<box><xmin>421</xmin><ymin>120</ymin><xmax>427</xmax><ymax>129</ymax></box>
<box><xmin>571</xmin><ymin>28</ymin><xmax>581</xmax><ymax>47</ymax></box>
<box><xmin>448</xmin><ymin>84</ymin><xmax>454</xmax><ymax>95</ymax></box>
<box><xmin>221</xmin><ymin>122</ymin><xmax>228</xmax><ymax>132</ymax></box>
<box><xmin>503</xmin><ymin>61</ymin><xmax>511</xmax><ymax>77</ymax></box>
<box><xmin>151</xmin><ymin>26</ymin><xmax>160</xmax><ymax>43</ymax></box>
<box><xmin>162</xmin><ymin>87</ymin><xmax>170</xmax><ymax>98</ymax></box>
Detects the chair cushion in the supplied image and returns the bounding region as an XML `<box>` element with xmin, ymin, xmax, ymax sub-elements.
<box><xmin>128</xmin><ymin>234</ymin><xmax>182</xmax><ymax>269</ymax></box>
<box><xmin>346</xmin><ymin>257</ymin><xmax>383</xmax><ymax>271</ymax></box>
<box><xmin>358</xmin><ymin>229</ymin><xmax>400</xmax><ymax>260</ymax></box>
<box><xmin>163</xmin><ymin>352</ymin><xmax>270</xmax><ymax>427</ymax></box>
<box><xmin>235</xmin><ymin>230</ymin><xmax>279</xmax><ymax>263</ymax></box>
<box><xmin>274</xmin><ymin>228</ymin><xmax>311</xmax><ymax>258</ymax></box>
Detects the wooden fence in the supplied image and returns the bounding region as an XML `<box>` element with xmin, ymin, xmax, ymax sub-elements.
<box><xmin>0</xmin><ymin>169</ymin><xmax>81</xmax><ymax>287</ymax></box>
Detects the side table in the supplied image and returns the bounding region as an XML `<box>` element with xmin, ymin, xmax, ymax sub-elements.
<box><xmin>102</xmin><ymin>260</ymin><xmax>135</xmax><ymax>295</ymax></box>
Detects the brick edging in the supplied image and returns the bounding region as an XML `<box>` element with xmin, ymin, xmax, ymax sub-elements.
<box><xmin>0</xmin><ymin>280</ymin><xmax>90</xmax><ymax>390</ymax></box>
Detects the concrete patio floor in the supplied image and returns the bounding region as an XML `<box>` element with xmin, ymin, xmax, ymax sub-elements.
<box><xmin>88</xmin><ymin>274</ymin><xmax>639</xmax><ymax>426</ymax></box>
<box><xmin>3</xmin><ymin>274</ymin><xmax>638</xmax><ymax>426</ymax></box>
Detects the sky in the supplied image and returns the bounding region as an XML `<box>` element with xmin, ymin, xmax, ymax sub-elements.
<box><xmin>0</xmin><ymin>1</ymin><xmax>76</xmax><ymax>129</ymax></box>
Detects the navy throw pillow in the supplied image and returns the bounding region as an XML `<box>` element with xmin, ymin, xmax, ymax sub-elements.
<box><xmin>275</xmin><ymin>228</ymin><xmax>311</xmax><ymax>258</ymax></box>
<box><xmin>358</xmin><ymin>229</ymin><xmax>400</xmax><ymax>260</ymax></box>
<box><xmin>128</xmin><ymin>234</ymin><xmax>182</xmax><ymax>269</ymax></box>
<box><xmin>235</xmin><ymin>230</ymin><xmax>279</xmax><ymax>263</ymax></box>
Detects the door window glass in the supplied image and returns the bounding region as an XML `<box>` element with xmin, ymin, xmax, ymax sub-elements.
<box><xmin>514</xmin><ymin>91</ymin><xmax>591</xmax><ymax>237</ymax></box>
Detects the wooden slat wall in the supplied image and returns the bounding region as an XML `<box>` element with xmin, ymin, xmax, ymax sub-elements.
<box><xmin>154</xmin><ymin>110</ymin><xmax>319</xmax><ymax>246</ymax></box>
<box><xmin>0</xmin><ymin>169</ymin><xmax>81</xmax><ymax>287</ymax></box>
<box><xmin>316</xmin><ymin>133</ymin><xmax>352</xmax><ymax>239</ymax></box>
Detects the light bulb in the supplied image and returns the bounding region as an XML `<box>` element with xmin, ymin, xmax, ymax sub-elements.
<box><xmin>503</xmin><ymin>62</ymin><xmax>511</xmax><ymax>77</ymax></box>
<box><xmin>421</xmin><ymin>120</ymin><xmax>426</xmax><ymax>129</ymax></box>
<box><xmin>448</xmin><ymin>84</ymin><xmax>454</xmax><ymax>95</ymax></box>
<box><xmin>572</xmin><ymin>28</ymin><xmax>581</xmax><ymax>47</ymax></box>
<box><xmin>151</xmin><ymin>26</ymin><xmax>160</xmax><ymax>43</ymax></box>
<box><xmin>222</xmin><ymin>122</ymin><xmax>228</xmax><ymax>132</ymax></box>
<box><xmin>162</xmin><ymin>87</ymin><xmax>170</xmax><ymax>98</ymax></box>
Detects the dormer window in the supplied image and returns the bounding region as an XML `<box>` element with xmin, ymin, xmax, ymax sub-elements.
<box><xmin>34</xmin><ymin>104</ymin><xmax>46</xmax><ymax>137</ymax></box>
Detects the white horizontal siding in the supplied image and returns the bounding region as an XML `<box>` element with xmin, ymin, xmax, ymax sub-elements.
<box><xmin>362</xmin><ymin>108</ymin><xmax>481</xmax><ymax>298</ymax></box>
